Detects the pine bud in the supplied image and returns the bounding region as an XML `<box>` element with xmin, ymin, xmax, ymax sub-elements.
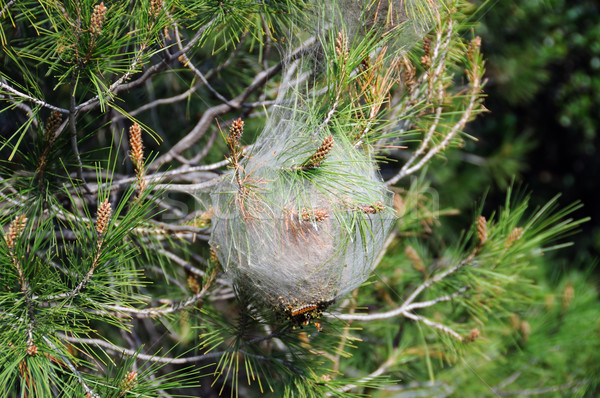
<box><xmin>404</xmin><ymin>246</ymin><xmax>425</xmax><ymax>274</ymax></box>
<box><xmin>228</xmin><ymin>118</ymin><xmax>244</xmax><ymax>149</ymax></box>
<box><xmin>477</xmin><ymin>216</ymin><xmax>487</xmax><ymax>245</ymax></box>
<box><xmin>301</xmin><ymin>208</ymin><xmax>329</xmax><ymax>222</ymax></box>
<box><xmin>27</xmin><ymin>342</ymin><xmax>38</xmax><ymax>357</ymax></box>
<box><xmin>44</xmin><ymin>111</ymin><xmax>62</xmax><ymax>143</ymax></box>
<box><xmin>469</xmin><ymin>36</ymin><xmax>482</xmax><ymax>58</ymax></box>
<box><xmin>120</xmin><ymin>370</ymin><xmax>138</xmax><ymax>393</ymax></box>
<box><xmin>465</xmin><ymin>328</ymin><xmax>480</xmax><ymax>343</ymax></box>
<box><xmin>90</xmin><ymin>2</ymin><xmax>107</xmax><ymax>38</ymax></box>
<box><xmin>187</xmin><ymin>275</ymin><xmax>200</xmax><ymax>294</ymax></box>
<box><xmin>95</xmin><ymin>199</ymin><xmax>112</xmax><ymax>237</ymax></box>
<box><xmin>562</xmin><ymin>284</ymin><xmax>574</xmax><ymax>310</ymax></box>
<box><xmin>129</xmin><ymin>123</ymin><xmax>144</xmax><ymax>169</ymax></box>
<box><xmin>303</xmin><ymin>135</ymin><xmax>334</xmax><ymax>169</ymax></box>
<box><xmin>505</xmin><ymin>227</ymin><xmax>524</xmax><ymax>248</ymax></box>
<box><xmin>149</xmin><ymin>0</ymin><xmax>163</xmax><ymax>19</ymax></box>
<box><xmin>393</xmin><ymin>193</ymin><xmax>406</xmax><ymax>216</ymax></box>
<box><xmin>6</xmin><ymin>214</ymin><xmax>27</xmax><ymax>249</ymax></box>
<box><xmin>129</xmin><ymin>123</ymin><xmax>147</xmax><ymax>196</ymax></box>
<box><xmin>423</xmin><ymin>36</ymin><xmax>431</xmax><ymax>57</ymax></box>
<box><xmin>357</xmin><ymin>202</ymin><xmax>385</xmax><ymax>214</ymax></box>
<box><xmin>210</xmin><ymin>247</ymin><xmax>219</xmax><ymax>265</ymax></box>
<box><xmin>335</xmin><ymin>30</ymin><xmax>349</xmax><ymax>62</ymax></box>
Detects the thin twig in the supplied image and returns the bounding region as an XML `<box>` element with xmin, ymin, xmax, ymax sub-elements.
<box><xmin>0</xmin><ymin>0</ymin><xmax>17</xmax><ymax>17</ymax></box>
<box><xmin>58</xmin><ymin>327</ymin><xmax>292</xmax><ymax>366</ymax></box>
<box><xmin>401</xmin><ymin>311</ymin><xmax>463</xmax><ymax>341</ymax></box>
<box><xmin>87</xmin><ymin>161</ymin><xmax>228</xmax><ymax>194</ymax></box>
<box><xmin>0</xmin><ymin>81</ymin><xmax>69</xmax><ymax>114</ymax></box>
<box><xmin>403</xmin><ymin>286</ymin><xmax>468</xmax><ymax>311</ymax></box>
<box><xmin>42</xmin><ymin>336</ymin><xmax>100</xmax><ymax>398</ymax></box>
<box><xmin>148</xmin><ymin>37</ymin><xmax>316</xmax><ymax>171</ymax></box>
<box><xmin>100</xmin><ymin>268</ymin><xmax>216</xmax><ymax>318</ymax></box>
<box><xmin>68</xmin><ymin>72</ymin><xmax>90</xmax><ymax>193</ymax></box>
<box><xmin>335</xmin><ymin>257</ymin><xmax>471</xmax><ymax>321</ymax></box>
<box><xmin>170</xmin><ymin>12</ymin><xmax>235</xmax><ymax>108</ymax></box>
<box><xmin>386</xmin><ymin>22</ymin><xmax>484</xmax><ymax>185</ymax></box>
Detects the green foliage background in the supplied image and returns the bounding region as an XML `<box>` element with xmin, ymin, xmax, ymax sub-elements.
<box><xmin>412</xmin><ymin>0</ymin><xmax>600</xmax><ymax>395</ymax></box>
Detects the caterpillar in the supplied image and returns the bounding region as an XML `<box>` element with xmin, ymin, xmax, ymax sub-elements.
<box><xmin>283</xmin><ymin>299</ymin><xmax>334</xmax><ymax>332</ymax></box>
<box><xmin>290</xmin><ymin>304</ymin><xmax>318</xmax><ymax>317</ymax></box>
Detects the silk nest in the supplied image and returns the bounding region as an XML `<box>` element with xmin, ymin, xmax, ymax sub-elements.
<box><xmin>206</xmin><ymin>0</ymin><xmax>439</xmax><ymax>313</ymax></box>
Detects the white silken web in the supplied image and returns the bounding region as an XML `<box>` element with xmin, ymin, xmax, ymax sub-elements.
<box><xmin>204</xmin><ymin>0</ymin><xmax>440</xmax><ymax>314</ymax></box>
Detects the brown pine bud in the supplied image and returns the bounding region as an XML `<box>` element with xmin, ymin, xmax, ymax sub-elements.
<box><xmin>301</xmin><ymin>208</ymin><xmax>329</xmax><ymax>222</ymax></box>
<box><xmin>562</xmin><ymin>284</ymin><xmax>574</xmax><ymax>311</ymax></box>
<box><xmin>303</xmin><ymin>135</ymin><xmax>334</xmax><ymax>169</ymax></box>
<box><xmin>465</xmin><ymin>328</ymin><xmax>480</xmax><ymax>343</ymax></box>
<box><xmin>477</xmin><ymin>216</ymin><xmax>487</xmax><ymax>245</ymax></box>
<box><xmin>404</xmin><ymin>246</ymin><xmax>425</xmax><ymax>274</ymax></box>
<box><xmin>129</xmin><ymin>123</ymin><xmax>144</xmax><ymax>169</ymax></box>
<box><xmin>469</xmin><ymin>36</ymin><xmax>482</xmax><ymax>58</ymax></box>
<box><xmin>6</xmin><ymin>214</ymin><xmax>27</xmax><ymax>249</ymax></box>
<box><xmin>90</xmin><ymin>2</ymin><xmax>107</xmax><ymax>38</ymax></box>
<box><xmin>178</xmin><ymin>54</ymin><xmax>189</xmax><ymax>67</ymax></box>
<box><xmin>421</xmin><ymin>36</ymin><xmax>432</xmax><ymax>69</ymax></box>
<box><xmin>401</xmin><ymin>56</ymin><xmax>416</xmax><ymax>92</ymax></box>
<box><xmin>95</xmin><ymin>199</ymin><xmax>112</xmax><ymax>236</ymax></box>
<box><xmin>210</xmin><ymin>247</ymin><xmax>219</xmax><ymax>265</ymax></box>
<box><xmin>335</xmin><ymin>30</ymin><xmax>349</xmax><ymax>62</ymax></box>
<box><xmin>393</xmin><ymin>193</ymin><xmax>406</xmax><ymax>216</ymax></box>
<box><xmin>120</xmin><ymin>370</ymin><xmax>138</xmax><ymax>392</ymax></box>
<box><xmin>357</xmin><ymin>202</ymin><xmax>385</xmax><ymax>214</ymax></box>
<box><xmin>149</xmin><ymin>0</ymin><xmax>163</xmax><ymax>19</ymax></box>
<box><xmin>505</xmin><ymin>227</ymin><xmax>524</xmax><ymax>248</ymax></box>
<box><xmin>44</xmin><ymin>111</ymin><xmax>62</xmax><ymax>143</ymax></box>
<box><xmin>187</xmin><ymin>275</ymin><xmax>200</xmax><ymax>294</ymax></box>
<box><xmin>27</xmin><ymin>343</ymin><xmax>38</xmax><ymax>357</ymax></box>
<box><xmin>228</xmin><ymin>118</ymin><xmax>244</xmax><ymax>149</ymax></box>
<box><xmin>423</xmin><ymin>36</ymin><xmax>432</xmax><ymax>57</ymax></box>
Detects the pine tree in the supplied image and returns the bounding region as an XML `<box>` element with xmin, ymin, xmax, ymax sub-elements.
<box><xmin>0</xmin><ymin>0</ymin><xmax>597</xmax><ymax>397</ymax></box>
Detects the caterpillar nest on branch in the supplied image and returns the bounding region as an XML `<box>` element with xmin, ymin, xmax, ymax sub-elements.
<box><xmin>205</xmin><ymin>0</ymin><xmax>439</xmax><ymax>327</ymax></box>
<box><xmin>209</xmin><ymin>109</ymin><xmax>395</xmax><ymax>328</ymax></box>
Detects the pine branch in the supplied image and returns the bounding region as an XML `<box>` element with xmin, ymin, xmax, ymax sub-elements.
<box><xmin>42</xmin><ymin>336</ymin><xmax>100</xmax><ymax>398</ymax></box>
<box><xmin>335</xmin><ymin>257</ymin><xmax>471</xmax><ymax>322</ymax></box>
<box><xmin>0</xmin><ymin>0</ymin><xmax>17</xmax><ymax>18</ymax></box>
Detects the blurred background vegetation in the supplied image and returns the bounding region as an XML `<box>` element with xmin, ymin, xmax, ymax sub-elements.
<box><xmin>424</xmin><ymin>0</ymin><xmax>599</xmax><ymax>266</ymax></box>
<box><xmin>397</xmin><ymin>0</ymin><xmax>600</xmax><ymax>395</ymax></box>
<box><xmin>464</xmin><ymin>0</ymin><xmax>599</xmax><ymax>263</ymax></box>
